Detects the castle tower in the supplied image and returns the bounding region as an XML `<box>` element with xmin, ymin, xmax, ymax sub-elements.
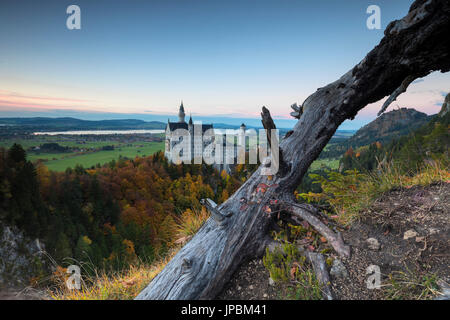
<box><xmin>238</xmin><ymin>123</ymin><xmax>246</xmax><ymax>147</ymax></box>
<box><xmin>237</xmin><ymin>123</ymin><xmax>246</xmax><ymax>164</ymax></box>
<box><xmin>188</xmin><ymin>114</ymin><xmax>194</xmax><ymax>161</ymax></box>
<box><xmin>188</xmin><ymin>114</ymin><xmax>193</xmax><ymax>129</ymax></box>
<box><xmin>178</xmin><ymin>101</ymin><xmax>185</xmax><ymax>123</ymax></box>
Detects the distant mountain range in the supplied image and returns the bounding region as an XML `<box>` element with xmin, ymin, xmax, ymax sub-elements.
<box><xmin>0</xmin><ymin>117</ymin><xmax>266</xmax><ymax>133</ymax></box>
<box><xmin>0</xmin><ymin>116</ymin><xmax>356</xmax><ymax>137</ymax></box>
<box><xmin>0</xmin><ymin>117</ymin><xmax>166</xmax><ymax>132</ymax></box>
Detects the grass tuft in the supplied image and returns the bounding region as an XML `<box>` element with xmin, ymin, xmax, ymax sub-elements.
<box><xmin>383</xmin><ymin>269</ymin><xmax>441</xmax><ymax>300</ymax></box>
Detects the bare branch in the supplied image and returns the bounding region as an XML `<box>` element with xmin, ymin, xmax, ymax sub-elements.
<box><xmin>377</xmin><ymin>75</ymin><xmax>416</xmax><ymax>116</ymax></box>
<box><xmin>281</xmin><ymin>202</ymin><xmax>351</xmax><ymax>258</ymax></box>
<box><xmin>200</xmin><ymin>198</ymin><xmax>232</xmax><ymax>225</ymax></box>
<box><xmin>290</xmin><ymin>103</ymin><xmax>303</xmax><ymax>119</ymax></box>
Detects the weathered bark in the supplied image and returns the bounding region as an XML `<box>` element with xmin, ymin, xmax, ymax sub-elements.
<box><xmin>136</xmin><ymin>0</ymin><xmax>450</xmax><ymax>300</ymax></box>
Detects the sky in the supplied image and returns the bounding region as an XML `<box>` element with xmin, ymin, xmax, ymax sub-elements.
<box><xmin>0</xmin><ymin>0</ymin><xmax>449</xmax><ymax>129</ymax></box>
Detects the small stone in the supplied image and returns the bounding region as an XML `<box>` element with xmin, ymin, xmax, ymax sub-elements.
<box><xmin>415</xmin><ymin>236</ymin><xmax>425</xmax><ymax>242</ymax></box>
<box><xmin>237</xmin><ymin>286</ymin><xmax>241</xmax><ymax>291</ymax></box>
<box><xmin>435</xmin><ymin>280</ymin><xmax>450</xmax><ymax>300</ymax></box>
<box><xmin>403</xmin><ymin>229</ymin><xmax>418</xmax><ymax>240</ymax></box>
<box><xmin>429</xmin><ymin>227</ymin><xmax>439</xmax><ymax>235</ymax></box>
<box><xmin>330</xmin><ymin>259</ymin><xmax>348</xmax><ymax>279</ymax></box>
<box><xmin>249</xmin><ymin>285</ymin><xmax>254</xmax><ymax>290</ymax></box>
<box><xmin>366</xmin><ymin>238</ymin><xmax>380</xmax><ymax>251</ymax></box>
<box><xmin>269</xmin><ymin>277</ymin><xmax>275</xmax><ymax>286</ymax></box>
<box><xmin>263</xmin><ymin>293</ymin><xmax>268</xmax><ymax>298</ymax></box>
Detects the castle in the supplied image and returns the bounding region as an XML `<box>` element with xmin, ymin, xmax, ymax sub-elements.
<box><xmin>164</xmin><ymin>102</ymin><xmax>246</xmax><ymax>172</ymax></box>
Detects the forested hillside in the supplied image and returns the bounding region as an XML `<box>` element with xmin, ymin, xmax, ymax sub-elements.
<box><xmin>0</xmin><ymin>146</ymin><xmax>248</xmax><ymax>276</ymax></box>
<box><xmin>318</xmin><ymin>108</ymin><xmax>432</xmax><ymax>160</ymax></box>
<box><xmin>340</xmin><ymin>105</ymin><xmax>449</xmax><ymax>172</ymax></box>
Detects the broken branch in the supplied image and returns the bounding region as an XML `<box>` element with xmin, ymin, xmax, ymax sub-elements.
<box><xmin>281</xmin><ymin>202</ymin><xmax>351</xmax><ymax>258</ymax></box>
<box><xmin>377</xmin><ymin>75</ymin><xmax>416</xmax><ymax>116</ymax></box>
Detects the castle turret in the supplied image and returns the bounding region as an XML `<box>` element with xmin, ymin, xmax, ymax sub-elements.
<box><xmin>178</xmin><ymin>101</ymin><xmax>185</xmax><ymax>123</ymax></box>
<box><xmin>188</xmin><ymin>114</ymin><xmax>193</xmax><ymax>134</ymax></box>
<box><xmin>238</xmin><ymin>123</ymin><xmax>246</xmax><ymax>147</ymax></box>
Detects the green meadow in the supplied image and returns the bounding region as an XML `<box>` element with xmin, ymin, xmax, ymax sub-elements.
<box><xmin>1</xmin><ymin>135</ymin><xmax>164</xmax><ymax>172</ymax></box>
<box><xmin>309</xmin><ymin>158</ymin><xmax>340</xmax><ymax>170</ymax></box>
<box><xmin>42</xmin><ymin>141</ymin><xmax>164</xmax><ymax>171</ymax></box>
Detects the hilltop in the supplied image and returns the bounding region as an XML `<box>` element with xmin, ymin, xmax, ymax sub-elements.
<box><xmin>346</xmin><ymin>108</ymin><xmax>431</xmax><ymax>148</ymax></box>
<box><xmin>339</xmin><ymin>96</ymin><xmax>449</xmax><ymax>172</ymax></box>
<box><xmin>317</xmin><ymin>108</ymin><xmax>431</xmax><ymax>161</ymax></box>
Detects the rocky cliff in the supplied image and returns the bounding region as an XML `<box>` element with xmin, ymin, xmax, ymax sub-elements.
<box><xmin>438</xmin><ymin>93</ymin><xmax>450</xmax><ymax>118</ymax></box>
<box><xmin>0</xmin><ymin>223</ymin><xmax>46</xmax><ymax>288</ymax></box>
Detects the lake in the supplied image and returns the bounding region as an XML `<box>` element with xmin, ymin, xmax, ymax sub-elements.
<box><xmin>33</xmin><ymin>130</ymin><xmax>165</xmax><ymax>135</ymax></box>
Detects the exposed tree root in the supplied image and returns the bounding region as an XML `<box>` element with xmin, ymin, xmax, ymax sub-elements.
<box><xmin>304</xmin><ymin>251</ymin><xmax>334</xmax><ymax>300</ymax></box>
<box><xmin>280</xmin><ymin>202</ymin><xmax>351</xmax><ymax>258</ymax></box>
<box><xmin>266</xmin><ymin>241</ymin><xmax>334</xmax><ymax>300</ymax></box>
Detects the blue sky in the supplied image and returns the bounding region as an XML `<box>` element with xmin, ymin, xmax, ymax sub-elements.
<box><xmin>0</xmin><ymin>0</ymin><xmax>449</xmax><ymax>129</ymax></box>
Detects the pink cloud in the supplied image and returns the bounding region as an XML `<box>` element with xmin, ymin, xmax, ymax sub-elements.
<box><xmin>0</xmin><ymin>90</ymin><xmax>92</xmax><ymax>104</ymax></box>
<box><xmin>0</xmin><ymin>90</ymin><xmax>99</xmax><ymax>112</ymax></box>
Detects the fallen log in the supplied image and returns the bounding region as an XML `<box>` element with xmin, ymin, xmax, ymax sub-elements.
<box><xmin>136</xmin><ymin>0</ymin><xmax>450</xmax><ymax>300</ymax></box>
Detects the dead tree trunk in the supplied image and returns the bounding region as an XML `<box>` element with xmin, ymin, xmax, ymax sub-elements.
<box><xmin>136</xmin><ymin>0</ymin><xmax>450</xmax><ymax>300</ymax></box>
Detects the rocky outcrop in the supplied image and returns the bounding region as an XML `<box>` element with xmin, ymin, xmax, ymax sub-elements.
<box><xmin>438</xmin><ymin>93</ymin><xmax>449</xmax><ymax>118</ymax></box>
<box><xmin>0</xmin><ymin>223</ymin><xmax>46</xmax><ymax>287</ymax></box>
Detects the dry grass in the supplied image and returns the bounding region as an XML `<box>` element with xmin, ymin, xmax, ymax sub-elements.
<box><xmin>383</xmin><ymin>269</ymin><xmax>441</xmax><ymax>300</ymax></box>
<box><xmin>49</xmin><ymin>249</ymin><xmax>178</xmax><ymax>300</ymax></box>
<box><xmin>175</xmin><ymin>207</ymin><xmax>210</xmax><ymax>239</ymax></box>
<box><xmin>48</xmin><ymin>205</ymin><xmax>211</xmax><ymax>300</ymax></box>
<box><xmin>299</xmin><ymin>161</ymin><xmax>449</xmax><ymax>225</ymax></box>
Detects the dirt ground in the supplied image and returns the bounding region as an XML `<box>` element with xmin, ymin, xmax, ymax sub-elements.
<box><xmin>0</xmin><ymin>288</ymin><xmax>46</xmax><ymax>300</ymax></box>
<box><xmin>218</xmin><ymin>182</ymin><xmax>450</xmax><ymax>300</ymax></box>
